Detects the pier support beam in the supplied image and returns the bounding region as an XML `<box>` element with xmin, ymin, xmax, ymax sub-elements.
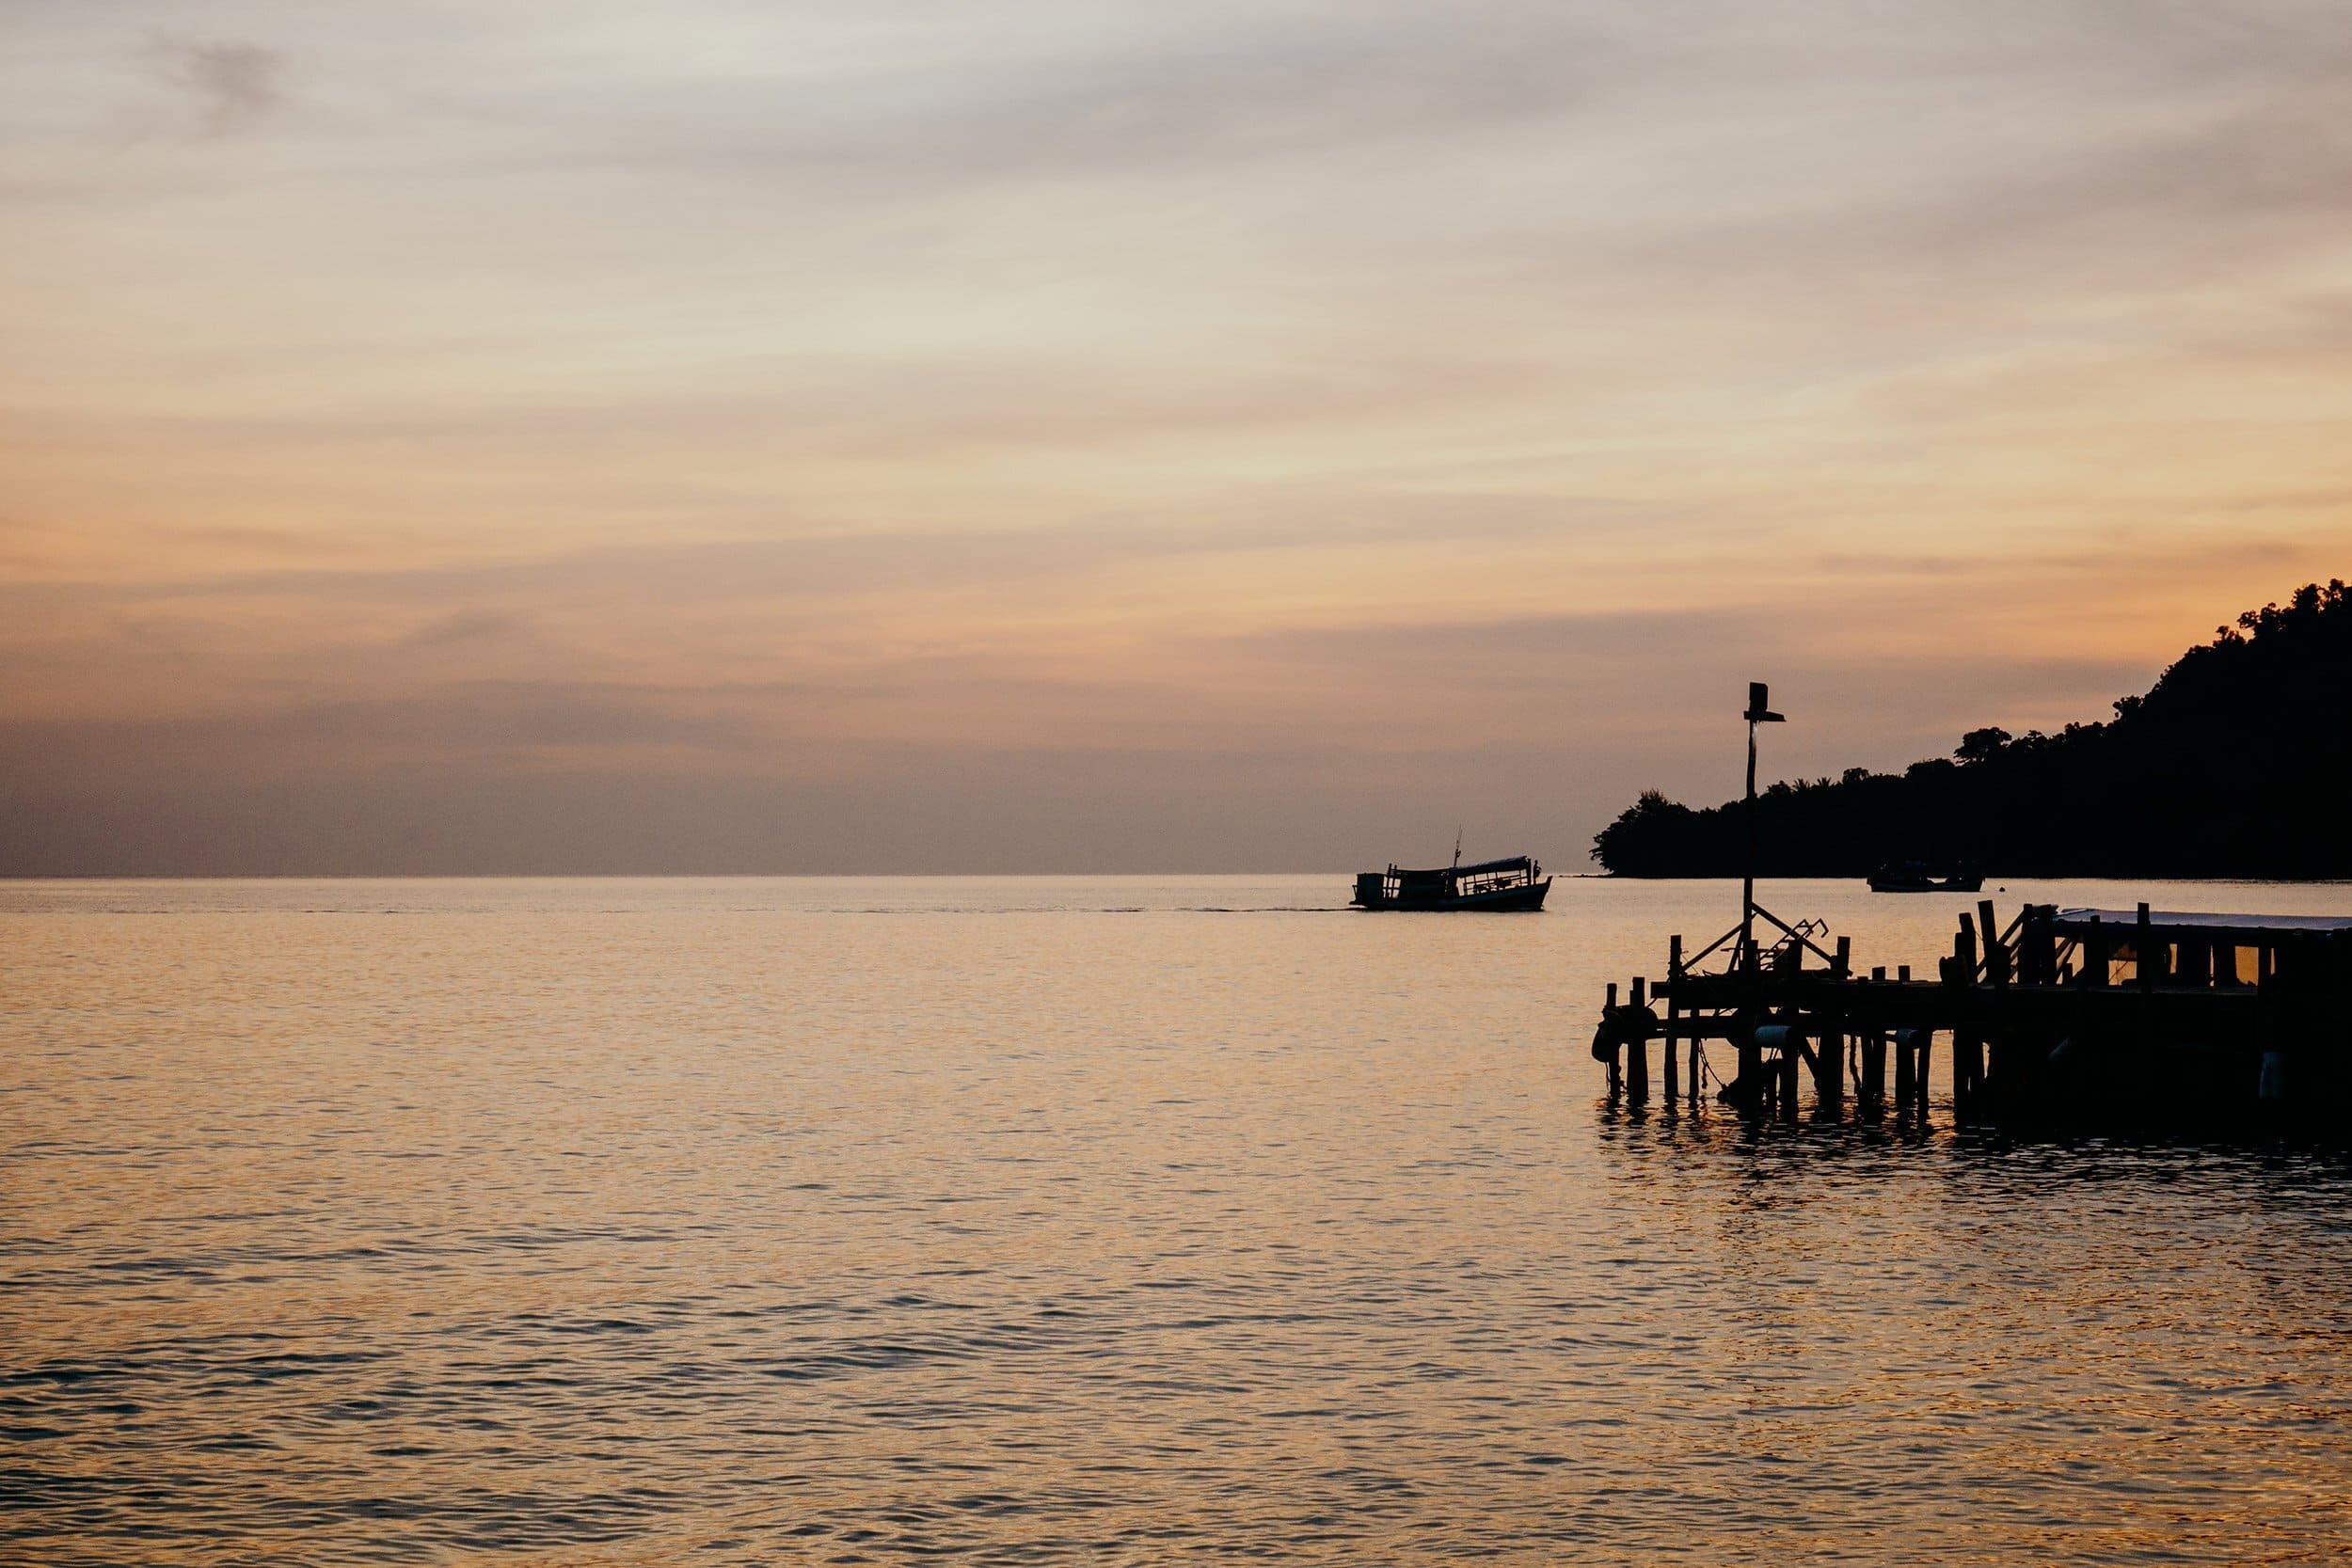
<box><xmin>1816</xmin><ymin>1020</ymin><xmax>1846</xmax><ymax>1116</ymax></box>
<box><xmin>1627</xmin><ymin>975</ymin><xmax>1650</xmax><ymax>1104</ymax></box>
<box><xmin>1662</xmin><ymin>938</ymin><xmax>1681</xmax><ymax>1116</ymax></box>
<box><xmin>1603</xmin><ymin>983</ymin><xmax>1622</xmax><ymax>1099</ymax></box>
<box><xmin>1600</xmin><ymin>902</ymin><xmax>2352</xmax><ymax>1134</ymax></box>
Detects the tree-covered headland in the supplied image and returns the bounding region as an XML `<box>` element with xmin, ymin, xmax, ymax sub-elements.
<box><xmin>1591</xmin><ymin>580</ymin><xmax>2351</xmax><ymax>879</ymax></box>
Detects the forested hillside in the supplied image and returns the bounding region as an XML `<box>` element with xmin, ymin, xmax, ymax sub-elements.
<box><xmin>1592</xmin><ymin>580</ymin><xmax>2351</xmax><ymax>879</ymax></box>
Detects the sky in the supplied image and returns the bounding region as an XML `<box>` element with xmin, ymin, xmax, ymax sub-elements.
<box><xmin>3</xmin><ymin>0</ymin><xmax>2348</xmax><ymax>874</ymax></box>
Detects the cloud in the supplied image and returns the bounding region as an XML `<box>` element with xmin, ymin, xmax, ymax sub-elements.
<box><xmin>146</xmin><ymin>36</ymin><xmax>285</xmax><ymax>137</ymax></box>
<box><xmin>399</xmin><ymin>608</ymin><xmax>529</xmax><ymax>648</ymax></box>
<box><xmin>5</xmin><ymin>2</ymin><xmax>2349</xmax><ymax>871</ymax></box>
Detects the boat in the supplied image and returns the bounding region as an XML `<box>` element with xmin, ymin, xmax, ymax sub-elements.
<box><xmin>1352</xmin><ymin>853</ymin><xmax>1550</xmax><ymax>911</ymax></box>
<box><xmin>1867</xmin><ymin>860</ymin><xmax>1983</xmax><ymax>893</ymax></box>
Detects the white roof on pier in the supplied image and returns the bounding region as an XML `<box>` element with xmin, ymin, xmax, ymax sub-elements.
<box><xmin>2054</xmin><ymin>908</ymin><xmax>2352</xmax><ymax>937</ymax></box>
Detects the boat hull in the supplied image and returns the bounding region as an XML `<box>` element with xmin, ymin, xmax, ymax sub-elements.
<box><xmin>1352</xmin><ymin>878</ymin><xmax>1551</xmax><ymax>911</ymax></box>
<box><xmin>1867</xmin><ymin>875</ymin><xmax>1984</xmax><ymax>894</ymax></box>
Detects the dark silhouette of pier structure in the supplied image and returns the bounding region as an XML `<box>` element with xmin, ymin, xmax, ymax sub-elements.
<box><xmin>1597</xmin><ymin>900</ymin><xmax>2352</xmax><ymax>1125</ymax></box>
<box><xmin>1591</xmin><ymin>684</ymin><xmax>2352</xmax><ymax>1126</ymax></box>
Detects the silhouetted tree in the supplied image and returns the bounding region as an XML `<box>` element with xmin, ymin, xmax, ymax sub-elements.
<box><xmin>1592</xmin><ymin>580</ymin><xmax>2350</xmax><ymax>878</ymax></box>
<box><xmin>1955</xmin><ymin>727</ymin><xmax>2011</xmax><ymax>765</ymax></box>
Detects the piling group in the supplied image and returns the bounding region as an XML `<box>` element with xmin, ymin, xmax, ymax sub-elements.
<box><xmin>1594</xmin><ymin>900</ymin><xmax>2352</xmax><ymax>1126</ymax></box>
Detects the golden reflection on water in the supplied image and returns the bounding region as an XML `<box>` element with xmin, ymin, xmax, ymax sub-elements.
<box><xmin>4</xmin><ymin>876</ymin><xmax>2351</xmax><ymax>1564</ymax></box>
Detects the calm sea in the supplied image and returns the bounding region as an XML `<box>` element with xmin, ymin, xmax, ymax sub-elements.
<box><xmin>6</xmin><ymin>876</ymin><xmax>2350</xmax><ymax>1565</ymax></box>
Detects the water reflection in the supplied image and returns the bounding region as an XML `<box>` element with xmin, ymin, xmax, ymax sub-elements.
<box><xmin>3</xmin><ymin>876</ymin><xmax>2348</xmax><ymax>1564</ymax></box>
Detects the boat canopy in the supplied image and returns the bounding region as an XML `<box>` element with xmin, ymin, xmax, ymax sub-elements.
<box><xmin>2053</xmin><ymin>908</ymin><xmax>2352</xmax><ymax>941</ymax></box>
<box><xmin>1454</xmin><ymin>856</ymin><xmax>1534</xmax><ymax>877</ymax></box>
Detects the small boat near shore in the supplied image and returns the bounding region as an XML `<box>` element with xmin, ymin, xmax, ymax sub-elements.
<box><xmin>1867</xmin><ymin>860</ymin><xmax>1983</xmax><ymax>894</ymax></box>
<box><xmin>1352</xmin><ymin>854</ymin><xmax>1550</xmax><ymax>911</ymax></box>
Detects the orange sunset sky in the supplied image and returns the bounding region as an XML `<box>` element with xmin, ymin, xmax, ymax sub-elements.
<box><xmin>4</xmin><ymin>2</ymin><xmax>2348</xmax><ymax>873</ymax></box>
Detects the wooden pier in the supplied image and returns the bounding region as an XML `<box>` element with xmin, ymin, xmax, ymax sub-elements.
<box><xmin>1593</xmin><ymin>900</ymin><xmax>2352</xmax><ymax>1126</ymax></box>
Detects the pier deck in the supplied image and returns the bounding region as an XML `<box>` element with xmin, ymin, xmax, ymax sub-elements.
<box><xmin>1594</xmin><ymin>900</ymin><xmax>2352</xmax><ymax>1125</ymax></box>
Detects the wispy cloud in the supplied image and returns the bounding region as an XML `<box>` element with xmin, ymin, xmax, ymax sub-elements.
<box><xmin>3</xmin><ymin>1</ymin><xmax>2347</xmax><ymax>870</ymax></box>
<box><xmin>144</xmin><ymin>35</ymin><xmax>287</xmax><ymax>137</ymax></box>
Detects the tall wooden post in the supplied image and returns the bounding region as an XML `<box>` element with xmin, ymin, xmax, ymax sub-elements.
<box><xmin>1894</xmin><ymin>1026</ymin><xmax>1915</xmax><ymax>1115</ymax></box>
<box><xmin>1604</xmin><ymin>982</ymin><xmax>1622</xmax><ymax>1098</ymax></box>
<box><xmin>1736</xmin><ymin>1017</ymin><xmax>1762</xmax><ymax>1118</ymax></box>
<box><xmin>1943</xmin><ymin>922</ymin><xmax>1972</xmax><ymax>1117</ymax></box>
<box><xmin>1986</xmin><ymin>1027</ymin><xmax>2013</xmax><ymax>1115</ymax></box>
<box><xmin>1862</xmin><ymin>1028</ymin><xmax>1886</xmax><ymax>1112</ymax></box>
<box><xmin>2023</xmin><ymin>905</ymin><xmax>2057</xmax><ymax>986</ymax></box>
<box><xmin>1662</xmin><ymin>937</ymin><xmax>1682</xmax><ymax>1110</ymax></box>
<box><xmin>1740</xmin><ymin>683</ymin><xmax>1785</xmax><ymax>974</ymax></box>
<box><xmin>1741</xmin><ymin>721</ymin><xmax>1756</xmax><ymax>971</ymax></box>
<box><xmin>1627</xmin><ymin>977</ymin><xmax>1650</xmax><ymax>1103</ymax></box>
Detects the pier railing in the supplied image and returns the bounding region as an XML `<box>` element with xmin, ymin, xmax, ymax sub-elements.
<box><xmin>1594</xmin><ymin>899</ymin><xmax>2352</xmax><ymax>1127</ymax></box>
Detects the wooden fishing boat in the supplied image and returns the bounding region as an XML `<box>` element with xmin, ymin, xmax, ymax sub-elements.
<box><xmin>1351</xmin><ymin>854</ymin><xmax>1550</xmax><ymax>911</ymax></box>
<box><xmin>1867</xmin><ymin>861</ymin><xmax>1983</xmax><ymax>893</ymax></box>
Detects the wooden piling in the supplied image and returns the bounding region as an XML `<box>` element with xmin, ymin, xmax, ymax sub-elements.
<box><xmin>2023</xmin><ymin>906</ymin><xmax>2057</xmax><ymax>987</ymax></box>
<box><xmin>1606</xmin><ymin>903</ymin><xmax>2352</xmax><ymax>1133</ymax></box>
<box><xmin>1604</xmin><ymin>981</ymin><xmax>1622</xmax><ymax>1097</ymax></box>
<box><xmin>1736</xmin><ymin>1013</ymin><xmax>1762</xmax><ymax>1119</ymax></box>
<box><xmin>1663</xmin><ymin>938</ymin><xmax>1682</xmax><ymax>1108</ymax></box>
<box><xmin>1628</xmin><ymin>977</ymin><xmax>1650</xmax><ymax>1102</ymax></box>
<box><xmin>1954</xmin><ymin>1026</ymin><xmax>1983</xmax><ymax>1114</ymax></box>
<box><xmin>1979</xmin><ymin>900</ymin><xmax>2008</xmax><ymax>987</ymax></box>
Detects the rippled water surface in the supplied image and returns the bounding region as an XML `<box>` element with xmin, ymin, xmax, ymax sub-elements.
<box><xmin>6</xmin><ymin>876</ymin><xmax>2351</xmax><ymax>1565</ymax></box>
